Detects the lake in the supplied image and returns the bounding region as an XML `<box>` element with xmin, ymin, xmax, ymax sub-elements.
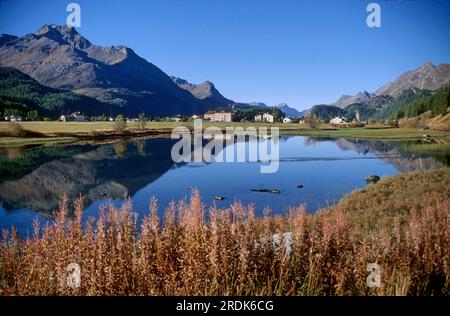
<box><xmin>0</xmin><ymin>136</ymin><xmax>447</xmax><ymax>236</ymax></box>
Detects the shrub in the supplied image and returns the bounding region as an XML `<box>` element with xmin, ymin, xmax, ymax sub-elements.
<box><xmin>0</xmin><ymin>186</ymin><xmax>448</xmax><ymax>296</ymax></box>
<box><xmin>4</xmin><ymin>122</ymin><xmax>26</xmax><ymax>137</ymax></box>
<box><xmin>305</xmin><ymin>116</ymin><xmax>320</xmax><ymax>129</ymax></box>
<box><xmin>399</xmin><ymin>118</ymin><xmax>419</xmax><ymax>129</ymax></box>
<box><xmin>113</xmin><ymin>114</ymin><xmax>126</xmax><ymax>132</ymax></box>
<box><xmin>138</xmin><ymin>113</ymin><xmax>146</xmax><ymax>130</ymax></box>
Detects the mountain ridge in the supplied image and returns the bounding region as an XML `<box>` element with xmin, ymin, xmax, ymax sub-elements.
<box><xmin>332</xmin><ymin>61</ymin><xmax>450</xmax><ymax>110</ymax></box>
<box><xmin>0</xmin><ymin>24</ymin><xmax>225</xmax><ymax>116</ymax></box>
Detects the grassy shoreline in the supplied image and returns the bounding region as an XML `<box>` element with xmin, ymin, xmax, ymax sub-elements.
<box><xmin>1</xmin><ymin>122</ymin><xmax>450</xmax><ymax>147</ymax></box>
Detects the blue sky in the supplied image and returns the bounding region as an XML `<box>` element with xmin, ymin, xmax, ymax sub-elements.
<box><xmin>1</xmin><ymin>0</ymin><xmax>449</xmax><ymax>110</ymax></box>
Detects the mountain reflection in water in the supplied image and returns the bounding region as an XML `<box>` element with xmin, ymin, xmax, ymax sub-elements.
<box><xmin>0</xmin><ymin>136</ymin><xmax>447</xmax><ymax>234</ymax></box>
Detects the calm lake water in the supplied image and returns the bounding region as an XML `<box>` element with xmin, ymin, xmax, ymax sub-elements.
<box><xmin>0</xmin><ymin>136</ymin><xmax>448</xmax><ymax>236</ymax></box>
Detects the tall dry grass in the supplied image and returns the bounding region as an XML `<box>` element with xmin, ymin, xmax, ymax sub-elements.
<box><xmin>0</xmin><ymin>190</ymin><xmax>448</xmax><ymax>296</ymax></box>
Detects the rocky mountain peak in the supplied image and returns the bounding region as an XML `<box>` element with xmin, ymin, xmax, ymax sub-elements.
<box><xmin>36</xmin><ymin>24</ymin><xmax>91</xmax><ymax>49</ymax></box>
<box><xmin>418</xmin><ymin>60</ymin><xmax>435</xmax><ymax>71</ymax></box>
<box><xmin>375</xmin><ymin>61</ymin><xmax>449</xmax><ymax>97</ymax></box>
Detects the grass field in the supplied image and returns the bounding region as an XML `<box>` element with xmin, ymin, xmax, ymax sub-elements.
<box><xmin>0</xmin><ymin>122</ymin><xmax>450</xmax><ymax>147</ymax></box>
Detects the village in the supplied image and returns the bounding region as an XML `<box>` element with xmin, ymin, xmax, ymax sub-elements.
<box><xmin>2</xmin><ymin>107</ymin><xmax>365</xmax><ymax>127</ymax></box>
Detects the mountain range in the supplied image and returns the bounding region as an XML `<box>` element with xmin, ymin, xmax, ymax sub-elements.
<box><xmin>275</xmin><ymin>103</ymin><xmax>305</xmax><ymax>117</ymax></box>
<box><xmin>0</xmin><ymin>25</ymin><xmax>449</xmax><ymax>119</ymax></box>
<box><xmin>332</xmin><ymin>61</ymin><xmax>450</xmax><ymax>109</ymax></box>
<box><xmin>170</xmin><ymin>76</ymin><xmax>234</xmax><ymax>108</ymax></box>
<box><xmin>0</xmin><ymin>24</ymin><xmax>306</xmax><ymax>118</ymax></box>
<box><xmin>0</xmin><ymin>25</ymin><xmax>234</xmax><ymax>116</ymax></box>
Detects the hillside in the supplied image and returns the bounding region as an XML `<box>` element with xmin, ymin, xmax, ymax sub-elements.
<box><xmin>330</xmin><ymin>61</ymin><xmax>450</xmax><ymax>115</ymax></box>
<box><xmin>373</xmin><ymin>88</ymin><xmax>432</xmax><ymax>120</ymax></box>
<box><xmin>0</xmin><ymin>67</ymin><xmax>120</xmax><ymax>118</ymax></box>
<box><xmin>395</xmin><ymin>84</ymin><xmax>450</xmax><ymax>119</ymax></box>
<box><xmin>310</xmin><ymin>104</ymin><xmax>344</xmax><ymax>121</ymax></box>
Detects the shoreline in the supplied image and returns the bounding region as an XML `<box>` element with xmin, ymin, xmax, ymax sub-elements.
<box><xmin>1</xmin><ymin>122</ymin><xmax>450</xmax><ymax>147</ymax></box>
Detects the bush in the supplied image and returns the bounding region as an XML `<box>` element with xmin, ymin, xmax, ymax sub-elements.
<box><xmin>4</xmin><ymin>122</ymin><xmax>26</xmax><ymax>137</ymax></box>
<box><xmin>1</xmin><ymin>177</ymin><xmax>448</xmax><ymax>296</ymax></box>
<box><xmin>305</xmin><ymin>116</ymin><xmax>320</xmax><ymax>129</ymax></box>
<box><xmin>398</xmin><ymin>118</ymin><xmax>419</xmax><ymax>128</ymax></box>
<box><xmin>138</xmin><ymin>113</ymin><xmax>146</xmax><ymax>130</ymax></box>
<box><xmin>113</xmin><ymin>114</ymin><xmax>126</xmax><ymax>132</ymax></box>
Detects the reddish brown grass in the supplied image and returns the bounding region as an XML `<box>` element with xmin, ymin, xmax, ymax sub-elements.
<box><xmin>0</xmin><ymin>188</ymin><xmax>448</xmax><ymax>296</ymax></box>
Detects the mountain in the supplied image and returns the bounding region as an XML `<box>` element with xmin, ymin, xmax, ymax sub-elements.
<box><xmin>373</xmin><ymin>88</ymin><xmax>432</xmax><ymax>120</ymax></box>
<box><xmin>171</xmin><ymin>76</ymin><xmax>234</xmax><ymax>107</ymax></box>
<box><xmin>394</xmin><ymin>84</ymin><xmax>450</xmax><ymax>119</ymax></box>
<box><xmin>375</xmin><ymin>61</ymin><xmax>450</xmax><ymax>97</ymax></box>
<box><xmin>248</xmin><ymin>102</ymin><xmax>269</xmax><ymax>108</ymax></box>
<box><xmin>343</xmin><ymin>103</ymin><xmax>377</xmax><ymax>122</ymax></box>
<box><xmin>331</xmin><ymin>62</ymin><xmax>450</xmax><ymax>112</ymax></box>
<box><xmin>0</xmin><ymin>24</ymin><xmax>227</xmax><ymax>116</ymax></box>
<box><xmin>276</xmin><ymin>103</ymin><xmax>303</xmax><ymax>117</ymax></box>
<box><xmin>0</xmin><ymin>66</ymin><xmax>120</xmax><ymax>117</ymax></box>
<box><xmin>334</xmin><ymin>91</ymin><xmax>373</xmax><ymax>109</ymax></box>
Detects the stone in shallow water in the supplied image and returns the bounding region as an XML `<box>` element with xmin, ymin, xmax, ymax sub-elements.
<box><xmin>365</xmin><ymin>175</ymin><xmax>381</xmax><ymax>184</ymax></box>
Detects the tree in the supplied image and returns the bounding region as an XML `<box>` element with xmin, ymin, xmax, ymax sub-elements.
<box><xmin>138</xmin><ymin>113</ymin><xmax>146</xmax><ymax>130</ymax></box>
<box><xmin>387</xmin><ymin>118</ymin><xmax>398</xmax><ymax>127</ymax></box>
<box><xmin>305</xmin><ymin>115</ymin><xmax>320</xmax><ymax>129</ymax></box>
<box><xmin>26</xmin><ymin>110</ymin><xmax>39</xmax><ymax>121</ymax></box>
<box><xmin>113</xmin><ymin>114</ymin><xmax>126</xmax><ymax>132</ymax></box>
<box><xmin>367</xmin><ymin>118</ymin><xmax>376</xmax><ymax>125</ymax></box>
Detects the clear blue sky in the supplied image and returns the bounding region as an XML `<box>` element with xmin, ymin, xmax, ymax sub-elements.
<box><xmin>1</xmin><ymin>0</ymin><xmax>449</xmax><ymax>110</ymax></box>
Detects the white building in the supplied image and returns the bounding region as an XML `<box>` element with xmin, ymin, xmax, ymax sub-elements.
<box><xmin>255</xmin><ymin>113</ymin><xmax>274</xmax><ymax>123</ymax></box>
<box><xmin>204</xmin><ymin>111</ymin><xmax>233</xmax><ymax>122</ymax></box>
<box><xmin>283</xmin><ymin>117</ymin><xmax>292</xmax><ymax>123</ymax></box>
<box><xmin>10</xmin><ymin>115</ymin><xmax>22</xmax><ymax>122</ymax></box>
<box><xmin>62</xmin><ymin>112</ymin><xmax>87</xmax><ymax>122</ymax></box>
<box><xmin>330</xmin><ymin>117</ymin><xmax>347</xmax><ymax>125</ymax></box>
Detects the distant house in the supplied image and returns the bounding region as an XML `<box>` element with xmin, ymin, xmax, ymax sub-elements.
<box><xmin>10</xmin><ymin>115</ymin><xmax>22</xmax><ymax>122</ymax></box>
<box><xmin>330</xmin><ymin>117</ymin><xmax>347</xmax><ymax>125</ymax></box>
<box><xmin>204</xmin><ymin>110</ymin><xmax>233</xmax><ymax>122</ymax></box>
<box><xmin>204</xmin><ymin>112</ymin><xmax>215</xmax><ymax>121</ymax></box>
<box><xmin>191</xmin><ymin>114</ymin><xmax>200</xmax><ymax>120</ymax></box>
<box><xmin>94</xmin><ymin>116</ymin><xmax>106</xmax><ymax>122</ymax></box>
<box><xmin>171</xmin><ymin>116</ymin><xmax>182</xmax><ymax>122</ymax></box>
<box><xmin>62</xmin><ymin>112</ymin><xmax>87</xmax><ymax>122</ymax></box>
<box><xmin>283</xmin><ymin>117</ymin><xmax>292</xmax><ymax>124</ymax></box>
<box><xmin>255</xmin><ymin>113</ymin><xmax>274</xmax><ymax>123</ymax></box>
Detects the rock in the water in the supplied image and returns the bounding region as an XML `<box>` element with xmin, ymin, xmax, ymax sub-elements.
<box><xmin>251</xmin><ymin>188</ymin><xmax>281</xmax><ymax>194</ymax></box>
<box><xmin>214</xmin><ymin>195</ymin><xmax>225</xmax><ymax>201</ymax></box>
<box><xmin>251</xmin><ymin>188</ymin><xmax>269</xmax><ymax>192</ymax></box>
<box><xmin>365</xmin><ymin>175</ymin><xmax>381</xmax><ymax>184</ymax></box>
<box><xmin>296</xmin><ymin>184</ymin><xmax>304</xmax><ymax>189</ymax></box>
